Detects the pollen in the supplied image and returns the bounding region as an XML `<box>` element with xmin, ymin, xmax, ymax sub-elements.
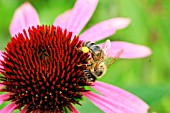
<box><xmin>0</xmin><ymin>25</ymin><xmax>91</xmax><ymax>113</ymax></box>
<box><xmin>81</xmin><ymin>47</ymin><xmax>90</xmax><ymax>53</ymax></box>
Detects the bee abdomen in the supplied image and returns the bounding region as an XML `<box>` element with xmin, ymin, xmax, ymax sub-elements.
<box><xmin>84</xmin><ymin>41</ymin><xmax>101</xmax><ymax>53</ymax></box>
<box><xmin>84</xmin><ymin>41</ymin><xmax>95</xmax><ymax>47</ymax></box>
<box><xmin>90</xmin><ymin>45</ymin><xmax>101</xmax><ymax>53</ymax></box>
<box><xmin>83</xmin><ymin>70</ymin><xmax>96</xmax><ymax>82</ymax></box>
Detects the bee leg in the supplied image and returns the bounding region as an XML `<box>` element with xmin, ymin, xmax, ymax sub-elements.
<box><xmin>75</xmin><ymin>46</ymin><xmax>79</xmax><ymax>51</ymax></box>
<box><xmin>75</xmin><ymin>46</ymin><xmax>83</xmax><ymax>52</ymax></box>
<box><xmin>77</xmin><ymin>63</ymin><xmax>92</xmax><ymax>67</ymax></box>
<box><xmin>75</xmin><ymin>46</ymin><xmax>78</xmax><ymax>49</ymax></box>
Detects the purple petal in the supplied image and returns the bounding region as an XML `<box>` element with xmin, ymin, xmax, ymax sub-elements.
<box><xmin>53</xmin><ymin>10</ymin><xmax>72</xmax><ymax>29</ymax></box>
<box><xmin>92</xmin><ymin>81</ymin><xmax>150</xmax><ymax>113</ymax></box>
<box><xmin>100</xmin><ymin>41</ymin><xmax>151</xmax><ymax>58</ymax></box>
<box><xmin>0</xmin><ymin>102</ymin><xmax>17</xmax><ymax>113</ymax></box>
<box><xmin>80</xmin><ymin>18</ymin><xmax>130</xmax><ymax>41</ymax></box>
<box><xmin>66</xmin><ymin>0</ymin><xmax>98</xmax><ymax>35</ymax></box>
<box><xmin>9</xmin><ymin>2</ymin><xmax>39</xmax><ymax>36</ymax></box>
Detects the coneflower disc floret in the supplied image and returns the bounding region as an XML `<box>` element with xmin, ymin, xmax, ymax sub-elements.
<box><xmin>0</xmin><ymin>25</ymin><xmax>90</xmax><ymax>112</ymax></box>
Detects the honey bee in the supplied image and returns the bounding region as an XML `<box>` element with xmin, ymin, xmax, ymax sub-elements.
<box><xmin>80</xmin><ymin>41</ymin><xmax>105</xmax><ymax>61</ymax></box>
<box><xmin>78</xmin><ymin>40</ymin><xmax>123</xmax><ymax>82</ymax></box>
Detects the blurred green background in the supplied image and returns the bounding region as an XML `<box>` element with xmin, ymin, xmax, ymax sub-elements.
<box><xmin>0</xmin><ymin>0</ymin><xmax>170</xmax><ymax>113</ymax></box>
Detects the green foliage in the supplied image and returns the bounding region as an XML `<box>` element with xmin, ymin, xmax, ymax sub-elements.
<box><xmin>0</xmin><ymin>0</ymin><xmax>169</xmax><ymax>112</ymax></box>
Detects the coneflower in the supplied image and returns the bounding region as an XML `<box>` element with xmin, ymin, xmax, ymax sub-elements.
<box><xmin>0</xmin><ymin>0</ymin><xmax>151</xmax><ymax>113</ymax></box>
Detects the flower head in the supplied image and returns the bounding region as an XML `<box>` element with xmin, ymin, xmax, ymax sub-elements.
<box><xmin>0</xmin><ymin>0</ymin><xmax>151</xmax><ymax>113</ymax></box>
<box><xmin>1</xmin><ymin>25</ymin><xmax>92</xmax><ymax>112</ymax></box>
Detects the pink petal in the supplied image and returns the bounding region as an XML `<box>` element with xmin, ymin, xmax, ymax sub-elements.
<box><xmin>0</xmin><ymin>51</ymin><xmax>4</xmax><ymax>70</ymax></box>
<box><xmin>80</xmin><ymin>18</ymin><xmax>130</xmax><ymax>41</ymax></box>
<box><xmin>104</xmin><ymin>41</ymin><xmax>151</xmax><ymax>58</ymax></box>
<box><xmin>32</xmin><ymin>110</ymin><xmax>40</xmax><ymax>113</ymax></box>
<box><xmin>0</xmin><ymin>84</ymin><xmax>4</xmax><ymax>89</ymax></box>
<box><xmin>92</xmin><ymin>81</ymin><xmax>150</xmax><ymax>113</ymax></box>
<box><xmin>0</xmin><ymin>51</ymin><xmax>3</xmax><ymax>61</ymax></box>
<box><xmin>82</xmin><ymin>91</ymin><xmax>135</xmax><ymax>113</ymax></box>
<box><xmin>53</xmin><ymin>10</ymin><xmax>72</xmax><ymax>29</ymax></box>
<box><xmin>0</xmin><ymin>102</ymin><xmax>17</xmax><ymax>113</ymax></box>
<box><xmin>20</xmin><ymin>107</ymin><xmax>27</xmax><ymax>113</ymax></box>
<box><xmin>9</xmin><ymin>2</ymin><xmax>40</xmax><ymax>36</ymax></box>
<box><xmin>71</xmin><ymin>105</ymin><xmax>80</xmax><ymax>113</ymax></box>
<box><xmin>66</xmin><ymin>0</ymin><xmax>98</xmax><ymax>35</ymax></box>
<box><xmin>82</xmin><ymin>91</ymin><xmax>117</xmax><ymax>113</ymax></box>
<box><xmin>0</xmin><ymin>93</ymin><xmax>10</xmax><ymax>104</ymax></box>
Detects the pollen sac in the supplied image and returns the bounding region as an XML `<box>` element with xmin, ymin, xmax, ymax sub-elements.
<box><xmin>81</xmin><ymin>47</ymin><xmax>90</xmax><ymax>53</ymax></box>
<box><xmin>0</xmin><ymin>25</ymin><xmax>91</xmax><ymax>112</ymax></box>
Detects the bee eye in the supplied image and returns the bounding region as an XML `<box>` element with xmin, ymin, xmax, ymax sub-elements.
<box><xmin>96</xmin><ymin>53</ymin><xmax>101</xmax><ymax>56</ymax></box>
<box><xmin>99</xmin><ymin>70</ymin><xmax>103</xmax><ymax>74</ymax></box>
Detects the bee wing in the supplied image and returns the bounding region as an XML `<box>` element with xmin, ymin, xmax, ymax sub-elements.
<box><xmin>103</xmin><ymin>49</ymin><xmax>124</xmax><ymax>68</ymax></box>
<box><xmin>101</xmin><ymin>39</ymin><xmax>111</xmax><ymax>57</ymax></box>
